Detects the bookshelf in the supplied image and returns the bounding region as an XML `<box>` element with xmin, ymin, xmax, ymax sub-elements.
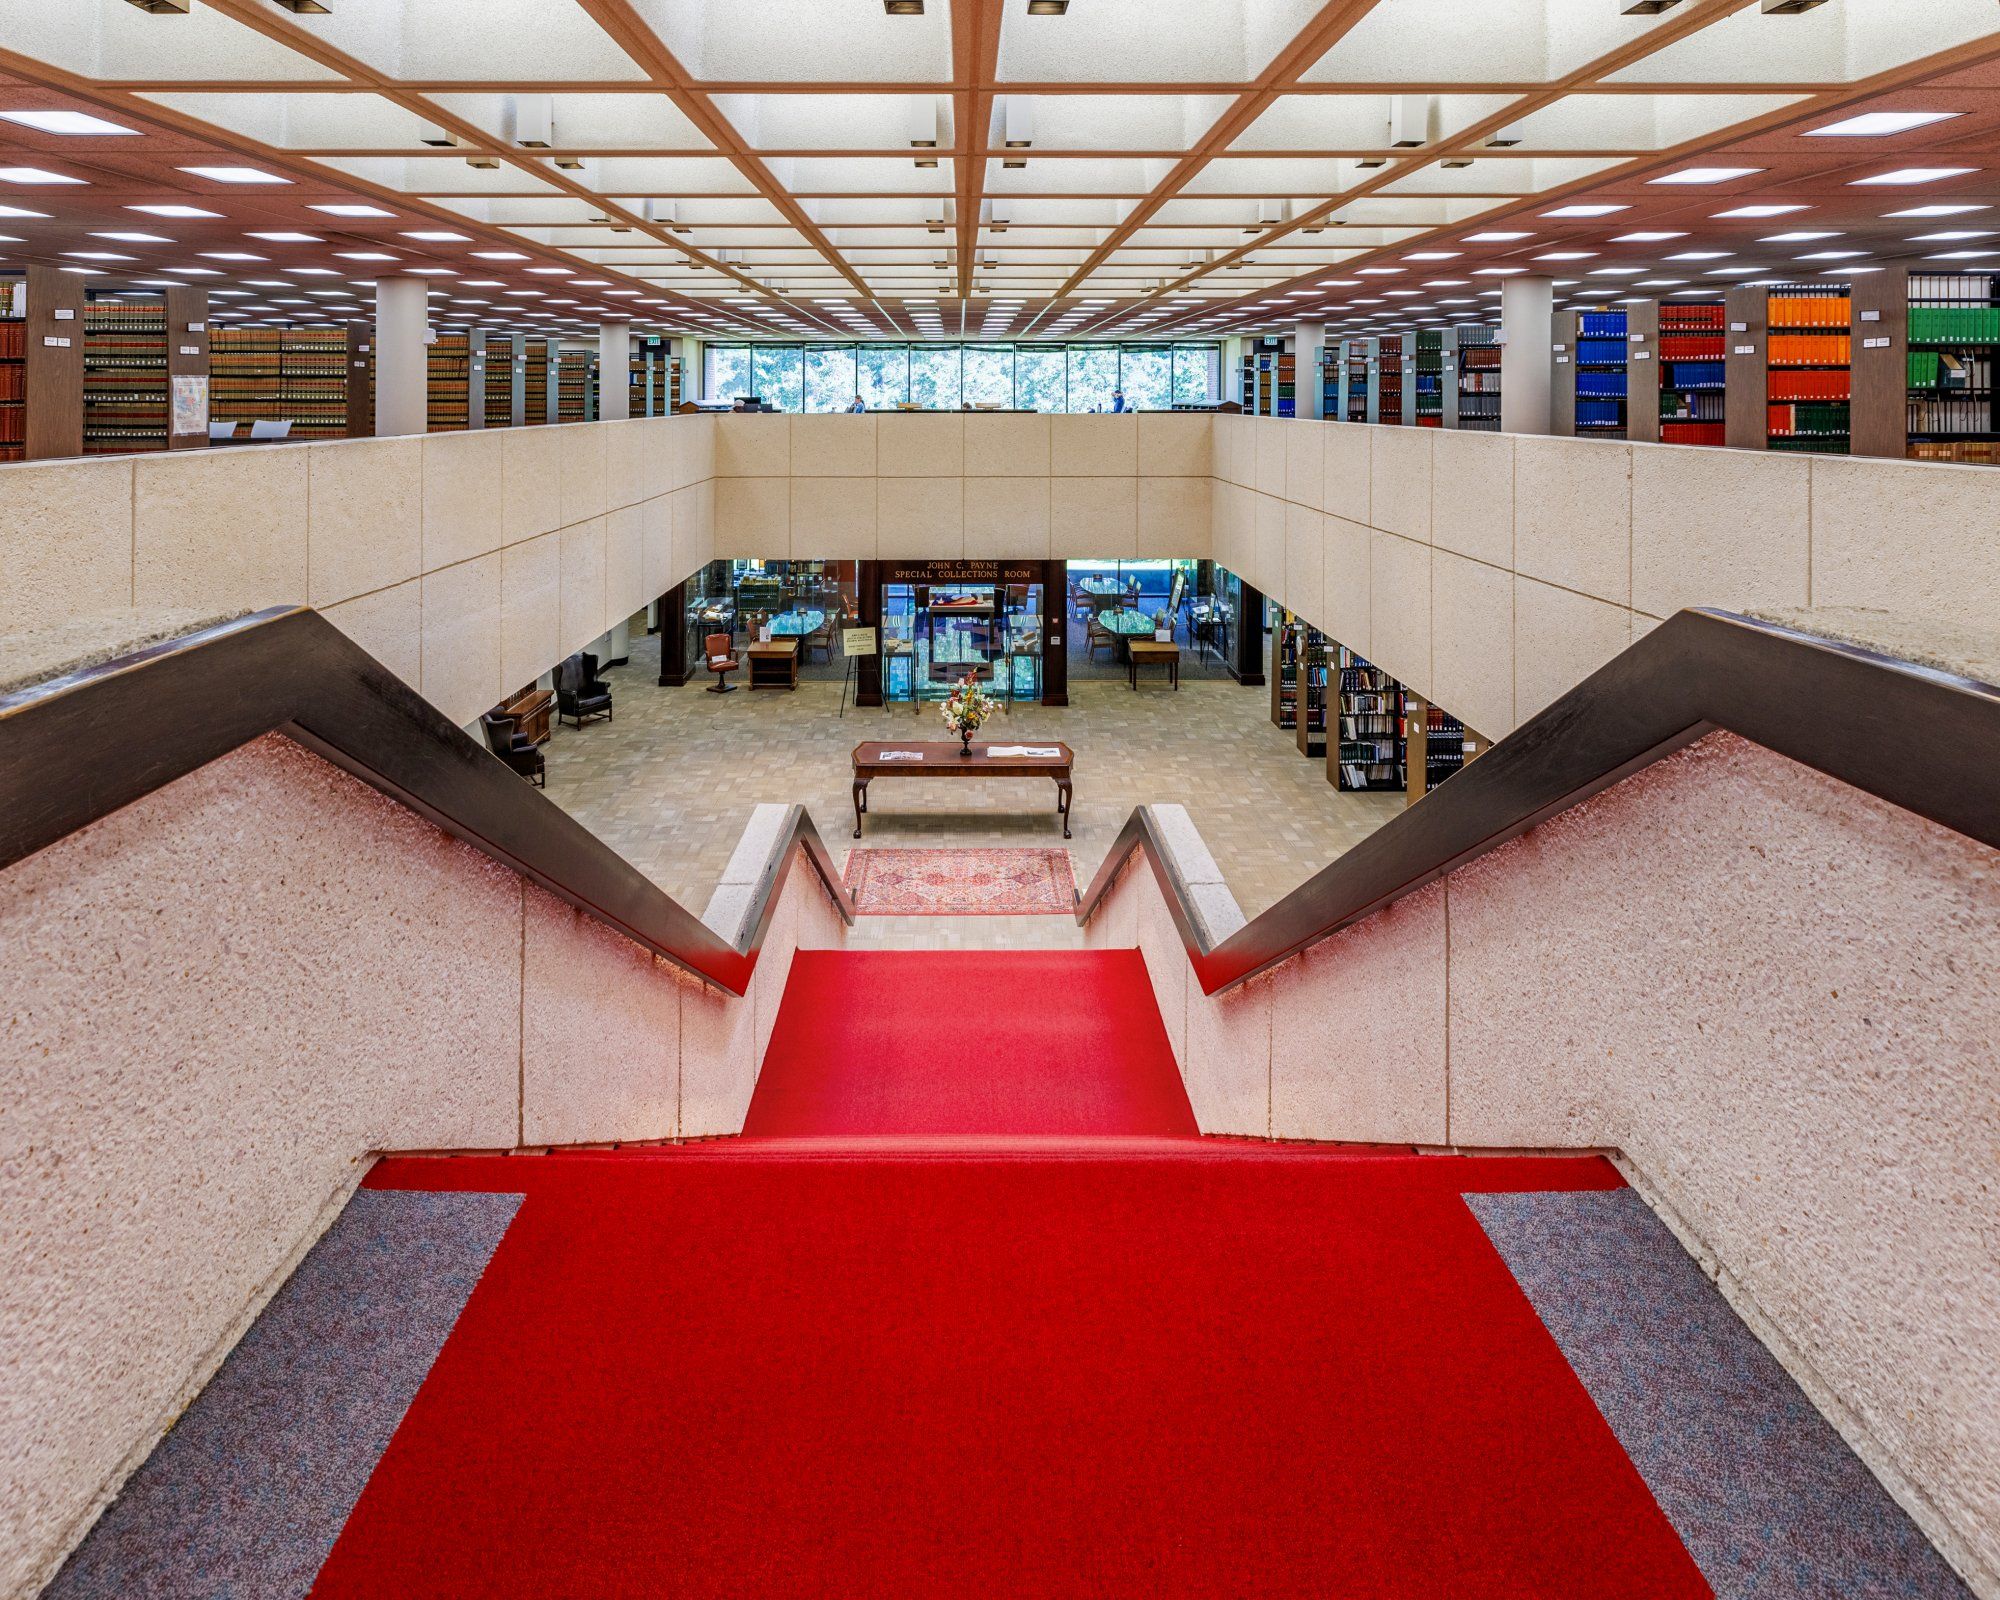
<box><xmin>1905</xmin><ymin>271</ymin><xmax>1999</xmax><ymax>464</ymax></box>
<box><xmin>82</xmin><ymin>300</ymin><xmax>168</xmax><ymax>456</ymax></box>
<box><xmin>1296</xmin><ymin>621</ymin><xmax>1329</xmax><ymax>758</ymax></box>
<box><xmin>1406</xmin><ymin>698</ymin><xmax>1466</xmax><ymax>803</ymax></box>
<box><xmin>1319</xmin><ymin>346</ymin><xmax>1338</xmax><ymax>423</ymax></box>
<box><xmin>0</xmin><ymin>297</ymin><xmax>23</xmax><ymax>463</ymax></box>
<box><xmin>211</xmin><ymin>327</ymin><xmax>348</xmax><ymax>440</ymax></box>
<box><xmin>1413</xmin><ymin>329</ymin><xmax>1444</xmax><ymax>428</ymax></box>
<box><xmin>1271</xmin><ymin>611</ymin><xmax>1300</xmax><ymax>733</ymax></box>
<box><xmin>1343</xmin><ymin>338</ymin><xmax>1369</xmax><ymax>422</ymax></box>
<box><xmin>427</xmin><ymin>332</ymin><xmax>470</xmax><ymax>432</ymax></box>
<box><xmin>485</xmin><ymin>334</ymin><xmax>516</xmax><ymax>428</ymax></box>
<box><xmin>1451</xmin><ymin>325</ymin><xmax>1500</xmax><ymax>432</ymax></box>
<box><xmin>558</xmin><ymin>350</ymin><xmax>590</xmax><ymax>422</ymax></box>
<box><xmin>525</xmin><ymin>338</ymin><xmax>550</xmax><ymax>424</ymax></box>
<box><xmin>1331</xmin><ymin>645</ymin><xmax>1405</xmax><ymax>793</ymax></box>
<box><xmin>1575</xmin><ymin>309</ymin><xmax>1629</xmax><ymax>438</ymax></box>
<box><xmin>1766</xmin><ymin>285</ymin><xmax>1850</xmax><ymax>455</ymax></box>
<box><xmin>1375</xmin><ymin>336</ymin><xmax>1404</xmax><ymax>426</ymax></box>
<box><xmin>1658</xmin><ymin>301</ymin><xmax>1726</xmax><ymax>447</ymax></box>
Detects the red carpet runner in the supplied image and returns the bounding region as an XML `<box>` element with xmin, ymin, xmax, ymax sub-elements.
<box><xmin>743</xmin><ymin>949</ymin><xmax>1197</xmax><ymax>1137</ymax></box>
<box><xmin>318</xmin><ymin>951</ymin><xmax>1708</xmax><ymax>1597</ymax></box>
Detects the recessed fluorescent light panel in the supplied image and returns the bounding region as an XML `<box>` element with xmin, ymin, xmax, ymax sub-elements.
<box><xmin>1713</xmin><ymin>205</ymin><xmax>1806</xmax><ymax>218</ymax></box>
<box><xmin>1849</xmin><ymin>168</ymin><xmax>1977</xmax><ymax>186</ymax></box>
<box><xmin>178</xmin><ymin>166</ymin><xmax>289</xmax><ymax>183</ymax></box>
<box><xmin>1649</xmin><ymin>167</ymin><xmax>1763</xmax><ymax>185</ymax></box>
<box><xmin>1886</xmin><ymin>204</ymin><xmax>1988</xmax><ymax>218</ymax></box>
<box><xmin>128</xmin><ymin>203</ymin><xmax>219</xmax><ymax>217</ymax></box>
<box><xmin>310</xmin><ymin>203</ymin><xmax>396</xmax><ymax>217</ymax></box>
<box><xmin>1613</xmin><ymin>232</ymin><xmax>1685</xmax><ymax>242</ymax></box>
<box><xmin>1542</xmin><ymin>205</ymin><xmax>1627</xmax><ymax>218</ymax></box>
<box><xmin>1806</xmin><ymin>111</ymin><xmax>1961</xmax><ymax>138</ymax></box>
<box><xmin>0</xmin><ymin>167</ymin><xmax>85</xmax><ymax>184</ymax></box>
<box><xmin>0</xmin><ymin>109</ymin><xmax>138</xmax><ymax>136</ymax></box>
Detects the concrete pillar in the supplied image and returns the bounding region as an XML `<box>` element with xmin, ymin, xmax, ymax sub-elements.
<box><xmin>599</xmin><ymin>321</ymin><xmax>630</xmax><ymax>420</ymax></box>
<box><xmin>1294</xmin><ymin>322</ymin><xmax>1326</xmax><ymax>420</ymax></box>
<box><xmin>373</xmin><ymin>275</ymin><xmax>429</xmax><ymax>438</ymax></box>
<box><xmin>1500</xmin><ymin>274</ymin><xmax>1554</xmax><ymax>436</ymax></box>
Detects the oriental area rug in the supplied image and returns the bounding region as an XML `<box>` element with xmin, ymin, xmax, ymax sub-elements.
<box><xmin>841</xmin><ymin>848</ymin><xmax>1077</xmax><ymax>916</ymax></box>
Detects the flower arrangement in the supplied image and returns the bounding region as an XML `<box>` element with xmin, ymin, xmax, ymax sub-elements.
<box><xmin>941</xmin><ymin>672</ymin><xmax>1000</xmax><ymax>753</ymax></box>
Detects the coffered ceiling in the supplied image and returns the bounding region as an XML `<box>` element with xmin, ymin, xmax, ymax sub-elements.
<box><xmin>0</xmin><ymin>0</ymin><xmax>1994</xmax><ymax>343</ymax></box>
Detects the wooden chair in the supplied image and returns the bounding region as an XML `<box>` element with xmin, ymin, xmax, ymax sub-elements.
<box><xmin>1086</xmin><ymin>613</ymin><xmax>1120</xmax><ymax>663</ymax></box>
<box><xmin>704</xmin><ymin>631</ymin><xmax>741</xmax><ymax>693</ymax></box>
<box><xmin>804</xmin><ymin>616</ymin><xmax>834</xmax><ymax>664</ymax></box>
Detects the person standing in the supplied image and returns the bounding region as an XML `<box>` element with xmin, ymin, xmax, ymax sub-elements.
<box><xmin>848</xmin><ymin>394</ymin><xmax>867</xmax><ymax>413</ymax></box>
<box><xmin>1109</xmin><ymin>387</ymin><xmax>1127</xmax><ymax>413</ymax></box>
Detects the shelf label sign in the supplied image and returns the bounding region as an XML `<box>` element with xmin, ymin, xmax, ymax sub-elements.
<box><xmin>42</xmin><ymin>334</ymin><xmax>69</xmax><ymax>347</ymax></box>
<box><xmin>52</xmin><ymin>307</ymin><xmax>74</xmax><ymax>321</ymax></box>
<box><xmin>1729</xmin><ymin>322</ymin><xmax>1748</xmax><ymax>332</ymax></box>
<box><xmin>1734</xmin><ymin>344</ymin><xmax>1756</xmax><ymax>355</ymax></box>
<box><xmin>1859</xmin><ymin>309</ymin><xmax>1881</xmax><ymax>323</ymax></box>
<box><xmin>1632</xmin><ymin>350</ymin><xmax>1652</xmax><ymax>361</ymax></box>
<box><xmin>179</xmin><ymin>344</ymin><xmax>200</xmax><ymax>356</ymax></box>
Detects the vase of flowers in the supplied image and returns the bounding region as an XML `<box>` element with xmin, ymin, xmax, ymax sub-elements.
<box><xmin>941</xmin><ymin>671</ymin><xmax>999</xmax><ymax>756</ymax></box>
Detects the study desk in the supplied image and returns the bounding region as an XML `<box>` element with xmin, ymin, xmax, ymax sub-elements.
<box><xmin>1126</xmin><ymin>640</ymin><xmax>1181</xmax><ymax>690</ymax></box>
<box><xmin>851</xmin><ymin>740</ymin><xmax>1074</xmax><ymax>839</ymax></box>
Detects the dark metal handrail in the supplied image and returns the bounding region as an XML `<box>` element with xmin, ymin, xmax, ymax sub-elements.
<box><xmin>0</xmin><ymin>607</ymin><xmax>854</xmax><ymax>996</ymax></box>
<box><xmin>1077</xmin><ymin>609</ymin><xmax>2000</xmax><ymax>995</ymax></box>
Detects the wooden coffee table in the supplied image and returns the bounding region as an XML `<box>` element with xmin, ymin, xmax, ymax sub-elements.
<box><xmin>852</xmin><ymin>740</ymin><xmax>1074</xmax><ymax>839</ymax></box>
<box><xmin>1126</xmin><ymin>640</ymin><xmax>1180</xmax><ymax>690</ymax></box>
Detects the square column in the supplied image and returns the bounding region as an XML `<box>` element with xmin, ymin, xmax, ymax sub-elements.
<box><xmin>1500</xmin><ymin>274</ymin><xmax>1554</xmax><ymax>436</ymax></box>
<box><xmin>373</xmin><ymin>275</ymin><xmax>429</xmax><ymax>439</ymax></box>
<box><xmin>599</xmin><ymin>321</ymin><xmax>630</xmax><ymax>421</ymax></box>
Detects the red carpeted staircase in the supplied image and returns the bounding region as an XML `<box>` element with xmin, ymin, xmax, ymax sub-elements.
<box><xmin>326</xmin><ymin>949</ymin><xmax>1705</xmax><ymax>1597</ymax></box>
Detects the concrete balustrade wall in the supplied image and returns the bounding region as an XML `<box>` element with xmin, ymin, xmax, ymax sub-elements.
<box><xmin>1086</xmin><ymin>733</ymin><xmax>2000</xmax><ymax>1596</ymax></box>
<box><xmin>0</xmin><ymin>730</ymin><xmax>845</xmax><ymax>1598</ymax></box>
<box><xmin>9</xmin><ymin>411</ymin><xmax>2000</xmax><ymax>743</ymax></box>
<box><xmin>0</xmin><ymin>414</ymin><xmax>720</xmax><ymax>729</ymax></box>
<box><xmin>1212</xmin><ymin>415</ymin><xmax>2000</xmax><ymax>738</ymax></box>
<box><xmin>709</xmin><ymin>410</ymin><xmax>1214</xmax><ymax>560</ymax></box>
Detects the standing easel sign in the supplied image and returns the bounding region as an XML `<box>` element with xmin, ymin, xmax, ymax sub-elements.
<box><xmin>838</xmin><ymin>627</ymin><xmax>878</xmax><ymax>718</ymax></box>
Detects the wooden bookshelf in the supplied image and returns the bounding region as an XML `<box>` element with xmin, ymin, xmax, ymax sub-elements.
<box><xmin>484</xmin><ymin>332</ymin><xmax>516</xmax><ymax>427</ymax></box>
<box><xmin>1330</xmin><ymin>645</ymin><xmax>1405</xmax><ymax>793</ymax></box>
<box><xmin>427</xmin><ymin>332</ymin><xmax>470</xmax><ymax>432</ymax></box>
<box><xmin>1657</xmin><ymin>301</ymin><xmax>1726</xmax><ymax>448</ymax></box>
<box><xmin>1295</xmin><ymin>621</ymin><xmax>1328</xmax><ymax>758</ymax></box>
<box><xmin>558</xmin><ymin>350</ymin><xmax>590</xmax><ymax>421</ymax></box>
<box><xmin>1375</xmin><ymin>336</ymin><xmax>1404</xmax><ymax>427</ymax></box>
<box><xmin>1766</xmin><ymin>284</ymin><xmax>1850</xmax><ymax>455</ymax></box>
<box><xmin>1271</xmin><ymin>611</ymin><xmax>1300</xmax><ymax>732</ymax></box>
<box><xmin>1404</xmin><ymin>695</ymin><xmax>1466</xmax><ymax>805</ymax></box>
<box><xmin>83</xmin><ymin>300</ymin><xmax>168</xmax><ymax>456</ymax></box>
<box><xmin>526</xmin><ymin>339</ymin><xmax>550</xmax><ymax>423</ymax></box>
<box><xmin>212</xmin><ymin>327</ymin><xmax>347</xmax><ymax>440</ymax></box>
<box><xmin>0</xmin><ymin>285</ymin><xmax>23</xmax><ymax>463</ymax></box>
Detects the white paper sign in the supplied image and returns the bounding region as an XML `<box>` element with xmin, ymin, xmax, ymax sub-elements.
<box><xmin>1734</xmin><ymin>345</ymin><xmax>1756</xmax><ymax>355</ymax></box>
<box><xmin>42</xmin><ymin>335</ymin><xmax>68</xmax><ymax>347</ymax></box>
<box><xmin>52</xmin><ymin>308</ymin><xmax>74</xmax><ymax>321</ymax></box>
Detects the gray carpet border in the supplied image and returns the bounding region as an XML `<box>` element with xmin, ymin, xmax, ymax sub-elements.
<box><xmin>47</xmin><ymin>1187</ymin><xmax>521</xmax><ymax>1600</ymax></box>
<box><xmin>1467</xmin><ymin>1187</ymin><xmax>1970</xmax><ymax>1600</ymax></box>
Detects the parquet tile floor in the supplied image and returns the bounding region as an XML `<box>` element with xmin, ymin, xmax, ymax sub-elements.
<box><xmin>540</xmin><ymin>636</ymin><xmax>1402</xmax><ymax>950</ymax></box>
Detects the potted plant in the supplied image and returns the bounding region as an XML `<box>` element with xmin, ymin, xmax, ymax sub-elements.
<box><xmin>940</xmin><ymin>672</ymin><xmax>999</xmax><ymax>756</ymax></box>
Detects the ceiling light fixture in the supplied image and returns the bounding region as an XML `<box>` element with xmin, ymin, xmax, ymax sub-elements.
<box><xmin>1886</xmin><ymin>204</ymin><xmax>1988</xmax><ymax>218</ymax></box>
<box><xmin>0</xmin><ymin>166</ymin><xmax>84</xmax><ymax>184</ymax></box>
<box><xmin>1713</xmin><ymin>204</ymin><xmax>1805</xmax><ymax>218</ymax></box>
<box><xmin>178</xmin><ymin>165</ymin><xmax>289</xmax><ymax>183</ymax></box>
<box><xmin>1806</xmin><ymin>110</ymin><xmax>1961</xmax><ymax>138</ymax></box>
<box><xmin>311</xmin><ymin>203</ymin><xmax>394</xmax><ymax>217</ymax></box>
<box><xmin>883</xmin><ymin>0</ymin><xmax>923</xmax><ymax>13</ymax></box>
<box><xmin>1027</xmin><ymin>0</ymin><xmax>1070</xmax><ymax>12</ymax></box>
<box><xmin>0</xmin><ymin>109</ymin><xmax>139</xmax><ymax>137</ymax></box>
<box><xmin>1849</xmin><ymin>167</ymin><xmax>1977</xmax><ymax>186</ymax></box>
<box><xmin>92</xmin><ymin>230</ymin><xmax>172</xmax><ymax>243</ymax></box>
<box><xmin>123</xmin><ymin>0</ymin><xmax>191</xmax><ymax>10</ymax></box>
<box><xmin>1649</xmin><ymin>167</ymin><xmax>1763</xmax><ymax>185</ymax></box>
<box><xmin>1760</xmin><ymin>230</ymin><xmax>1837</xmax><ymax>242</ymax></box>
<box><xmin>402</xmin><ymin>230</ymin><xmax>470</xmax><ymax>242</ymax></box>
<box><xmin>1542</xmin><ymin>204</ymin><xmax>1626</xmax><ymax>218</ymax></box>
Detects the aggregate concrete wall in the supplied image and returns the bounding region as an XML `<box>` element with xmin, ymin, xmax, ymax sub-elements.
<box><xmin>0</xmin><ymin>731</ymin><xmax>840</xmax><ymax>1598</ymax></box>
<box><xmin>1088</xmin><ymin>732</ymin><xmax>2000</xmax><ymax>1595</ymax></box>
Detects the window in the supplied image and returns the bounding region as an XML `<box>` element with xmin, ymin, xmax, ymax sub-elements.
<box><xmin>751</xmin><ymin>347</ymin><xmax>804</xmax><ymax>412</ymax></box>
<box><xmin>803</xmin><ymin>346</ymin><xmax>858</xmax><ymax>412</ymax></box>
<box><xmin>962</xmin><ymin>345</ymin><xmax>1013</xmax><ymax>409</ymax></box>
<box><xmin>909</xmin><ymin>345</ymin><xmax>962</xmax><ymax>410</ymax></box>
<box><xmin>1120</xmin><ymin>347</ymin><xmax>1173</xmax><ymax>412</ymax></box>
<box><xmin>857</xmin><ymin>346</ymin><xmax>910</xmax><ymax>410</ymax></box>
<box><xmin>1067</xmin><ymin>346</ymin><xmax>1120</xmax><ymax>411</ymax></box>
<box><xmin>1172</xmin><ymin>345</ymin><xmax>1219</xmax><ymax>407</ymax></box>
<box><xmin>702</xmin><ymin>341</ymin><xmax>1223</xmax><ymax>412</ymax></box>
<box><xmin>705</xmin><ymin>345</ymin><xmax>751</xmax><ymax>407</ymax></box>
<box><xmin>1014</xmin><ymin>346</ymin><xmax>1067</xmax><ymax>412</ymax></box>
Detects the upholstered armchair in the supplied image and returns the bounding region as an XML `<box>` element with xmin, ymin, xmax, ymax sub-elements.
<box><xmin>556</xmin><ymin>652</ymin><xmax>613</xmax><ymax>728</ymax></box>
<box><xmin>480</xmin><ymin>712</ymin><xmax>545</xmax><ymax>786</ymax></box>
